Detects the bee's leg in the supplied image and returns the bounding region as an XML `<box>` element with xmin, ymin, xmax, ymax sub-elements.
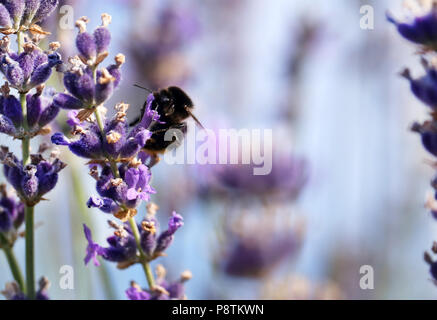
<box><xmin>148</xmin><ymin>153</ymin><xmax>161</xmax><ymax>168</ymax></box>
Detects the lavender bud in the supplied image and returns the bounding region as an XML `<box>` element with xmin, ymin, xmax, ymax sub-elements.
<box><xmin>53</xmin><ymin>93</ymin><xmax>83</xmax><ymax>110</ymax></box>
<box><xmin>31</xmin><ymin>0</ymin><xmax>58</xmax><ymax>24</ymax></box>
<box><xmin>3</xmin><ymin>95</ymin><xmax>22</xmax><ymax>127</ymax></box>
<box><xmin>93</xmin><ymin>14</ymin><xmax>111</xmax><ymax>54</ymax></box>
<box><xmin>26</xmin><ymin>93</ymin><xmax>42</xmax><ymax>128</ymax></box>
<box><xmin>21</xmin><ymin>0</ymin><xmax>41</xmax><ymax>26</ymax></box>
<box><xmin>76</xmin><ymin>72</ymin><xmax>94</xmax><ymax>103</ymax></box>
<box><xmin>28</xmin><ymin>52</ymin><xmax>61</xmax><ymax>88</ymax></box>
<box><xmin>94</xmin><ymin>68</ymin><xmax>114</xmax><ymax>105</ymax></box>
<box><xmin>0</xmin><ymin>114</ymin><xmax>16</xmax><ymax>135</ymax></box>
<box><xmin>3</xmin><ymin>0</ymin><xmax>25</xmax><ymax>29</ymax></box>
<box><xmin>76</xmin><ymin>32</ymin><xmax>96</xmax><ymax>61</ymax></box>
<box><xmin>3</xmin><ymin>57</ymin><xmax>24</xmax><ymax>87</ymax></box>
<box><xmin>0</xmin><ymin>4</ymin><xmax>12</xmax><ymax>28</ymax></box>
<box><xmin>38</xmin><ymin>101</ymin><xmax>59</xmax><ymax>127</ymax></box>
<box><xmin>17</xmin><ymin>52</ymin><xmax>35</xmax><ymax>82</ymax></box>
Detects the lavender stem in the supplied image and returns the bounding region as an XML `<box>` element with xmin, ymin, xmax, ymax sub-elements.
<box><xmin>24</xmin><ymin>205</ymin><xmax>35</xmax><ymax>299</ymax></box>
<box><xmin>18</xmin><ymin>30</ymin><xmax>35</xmax><ymax>299</ymax></box>
<box><xmin>0</xmin><ymin>233</ymin><xmax>25</xmax><ymax>291</ymax></box>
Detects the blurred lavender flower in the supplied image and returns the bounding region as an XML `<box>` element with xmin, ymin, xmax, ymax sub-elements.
<box><xmin>1</xmin><ymin>277</ymin><xmax>50</xmax><ymax>300</ymax></box>
<box><xmin>129</xmin><ymin>5</ymin><xmax>199</xmax><ymax>88</ymax></box>
<box><xmin>388</xmin><ymin>0</ymin><xmax>437</xmax><ymax>283</ymax></box>
<box><xmin>0</xmin><ymin>184</ymin><xmax>24</xmax><ymax>234</ymax></box>
<box><xmin>125</xmin><ymin>264</ymin><xmax>191</xmax><ymax>300</ymax></box>
<box><xmin>387</xmin><ymin>1</ymin><xmax>437</xmax><ymax>49</ymax></box>
<box><xmin>219</xmin><ymin>213</ymin><xmax>304</xmax><ymax>278</ymax></box>
<box><xmin>83</xmin><ymin>209</ymin><xmax>183</xmax><ymax>268</ymax></box>
<box><xmin>0</xmin><ymin>146</ymin><xmax>66</xmax><ymax>206</ymax></box>
<box><xmin>199</xmin><ymin>152</ymin><xmax>308</xmax><ymax>201</ymax></box>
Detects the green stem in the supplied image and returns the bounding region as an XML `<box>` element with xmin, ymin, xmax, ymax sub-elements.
<box><xmin>0</xmin><ymin>233</ymin><xmax>25</xmax><ymax>291</ymax></box>
<box><xmin>20</xmin><ymin>88</ymin><xmax>34</xmax><ymax>298</ymax></box>
<box><xmin>17</xmin><ymin>31</ymin><xmax>23</xmax><ymax>54</ymax></box>
<box><xmin>128</xmin><ymin>218</ymin><xmax>155</xmax><ymax>289</ymax></box>
<box><xmin>24</xmin><ymin>205</ymin><xmax>35</xmax><ymax>299</ymax></box>
<box><xmin>93</xmin><ymin>108</ymin><xmax>156</xmax><ymax>290</ymax></box>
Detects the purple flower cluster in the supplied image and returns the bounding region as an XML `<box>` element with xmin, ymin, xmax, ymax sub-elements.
<box><xmin>125</xmin><ymin>265</ymin><xmax>191</xmax><ymax>300</ymax></box>
<box><xmin>129</xmin><ymin>5</ymin><xmax>199</xmax><ymax>88</ymax></box>
<box><xmin>0</xmin><ymin>39</ymin><xmax>62</xmax><ymax>93</ymax></box>
<box><xmin>51</xmin><ymin>103</ymin><xmax>151</xmax><ymax>162</ymax></box>
<box><xmin>0</xmin><ymin>146</ymin><xmax>66</xmax><ymax>206</ymax></box>
<box><xmin>86</xmin><ymin>163</ymin><xmax>155</xmax><ymax>221</ymax></box>
<box><xmin>0</xmin><ymin>0</ymin><xmax>58</xmax><ymax>33</ymax></box>
<box><xmin>388</xmin><ymin>1</ymin><xmax>437</xmax><ymax>283</ymax></box>
<box><xmin>0</xmin><ymin>184</ymin><xmax>24</xmax><ymax>233</ymax></box>
<box><xmin>46</xmin><ymin>11</ymin><xmax>192</xmax><ymax>300</ymax></box>
<box><xmin>220</xmin><ymin>215</ymin><xmax>304</xmax><ymax>278</ymax></box>
<box><xmin>83</xmin><ymin>210</ymin><xmax>183</xmax><ymax>268</ymax></box>
<box><xmin>0</xmin><ymin>83</ymin><xmax>59</xmax><ymax>138</ymax></box>
<box><xmin>53</xmin><ymin>15</ymin><xmax>123</xmax><ymax>112</ymax></box>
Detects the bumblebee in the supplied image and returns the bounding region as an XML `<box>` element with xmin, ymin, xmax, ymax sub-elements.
<box><xmin>131</xmin><ymin>85</ymin><xmax>203</xmax><ymax>167</ymax></box>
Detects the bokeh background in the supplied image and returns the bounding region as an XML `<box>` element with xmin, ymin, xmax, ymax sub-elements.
<box><xmin>1</xmin><ymin>0</ymin><xmax>436</xmax><ymax>299</ymax></box>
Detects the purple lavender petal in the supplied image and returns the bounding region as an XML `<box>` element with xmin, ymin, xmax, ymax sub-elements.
<box><xmin>0</xmin><ymin>4</ymin><xmax>12</xmax><ymax>28</ymax></box>
<box><xmin>21</xmin><ymin>0</ymin><xmax>40</xmax><ymax>26</ymax></box>
<box><xmin>93</xmin><ymin>27</ymin><xmax>111</xmax><ymax>54</ymax></box>
<box><xmin>31</xmin><ymin>0</ymin><xmax>57</xmax><ymax>24</ymax></box>
<box><xmin>3</xmin><ymin>0</ymin><xmax>25</xmax><ymax>29</ymax></box>
<box><xmin>76</xmin><ymin>32</ymin><xmax>96</xmax><ymax>60</ymax></box>
<box><xmin>0</xmin><ymin>115</ymin><xmax>15</xmax><ymax>136</ymax></box>
<box><xmin>3</xmin><ymin>96</ymin><xmax>22</xmax><ymax>127</ymax></box>
<box><xmin>53</xmin><ymin>93</ymin><xmax>83</xmax><ymax>110</ymax></box>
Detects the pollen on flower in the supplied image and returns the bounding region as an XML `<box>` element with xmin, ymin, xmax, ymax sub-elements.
<box><xmin>141</xmin><ymin>220</ymin><xmax>156</xmax><ymax>234</ymax></box>
<box><xmin>98</xmin><ymin>68</ymin><xmax>115</xmax><ymax>85</ymax></box>
<box><xmin>114</xmin><ymin>207</ymin><xmax>137</xmax><ymax>221</ymax></box>
<box><xmin>110</xmin><ymin>178</ymin><xmax>124</xmax><ymax>187</ymax></box>
<box><xmin>101</xmin><ymin>13</ymin><xmax>112</xmax><ymax>27</ymax></box>
<box><xmin>115</xmin><ymin>102</ymin><xmax>129</xmax><ymax>122</ymax></box>
<box><xmin>49</xmin><ymin>41</ymin><xmax>61</xmax><ymax>52</ymax></box>
<box><xmin>23</xmin><ymin>42</ymin><xmax>37</xmax><ymax>53</ymax></box>
<box><xmin>106</xmin><ymin>130</ymin><xmax>122</xmax><ymax>144</ymax></box>
<box><xmin>75</xmin><ymin>17</ymin><xmax>89</xmax><ymax>33</ymax></box>
<box><xmin>115</xmin><ymin>53</ymin><xmax>126</xmax><ymax>66</ymax></box>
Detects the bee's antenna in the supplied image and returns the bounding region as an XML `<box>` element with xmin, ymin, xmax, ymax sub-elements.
<box><xmin>185</xmin><ymin>106</ymin><xmax>205</xmax><ymax>130</ymax></box>
<box><xmin>134</xmin><ymin>84</ymin><xmax>153</xmax><ymax>93</ymax></box>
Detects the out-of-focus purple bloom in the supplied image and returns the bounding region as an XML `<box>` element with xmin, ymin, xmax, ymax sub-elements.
<box><xmin>129</xmin><ymin>5</ymin><xmax>199</xmax><ymax>88</ymax></box>
<box><xmin>199</xmin><ymin>152</ymin><xmax>308</xmax><ymax>201</ymax></box>
<box><xmin>220</xmin><ymin>214</ymin><xmax>304</xmax><ymax>278</ymax></box>
<box><xmin>1</xmin><ymin>277</ymin><xmax>50</xmax><ymax>300</ymax></box>
<box><xmin>83</xmin><ymin>210</ymin><xmax>183</xmax><ymax>268</ymax></box>
<box><xmin>0</xmin><ymin>184</ymin><xmax>24</xmax><ymax>233</ymax></box>
<box><xmin>0</xmin><ymin>146</ymin><xmax>66</xmax><ymax>206</ymax></box>
<box><xmin>412</xmin><ymin>121</ymin><xmax>437</xmax><ymax>157</ymax></box>
<box><xmin>387</xmin><ymin>3</ymin><xmax>437</xmax><ymax>48</ymax></box>
<box><xmin>402</xmin><ymin>60</ymin><xmax>437</xmax><ymax>109</ymax></box>
<box><xmin>51</xmin><ymin>103</ymin><xmax>152</xmax><ymax>162</ymax></box>
<box><xmin>125</xmin><ymin>265</ymin><xmax>191</xmax><ymax>300</ymax></box>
